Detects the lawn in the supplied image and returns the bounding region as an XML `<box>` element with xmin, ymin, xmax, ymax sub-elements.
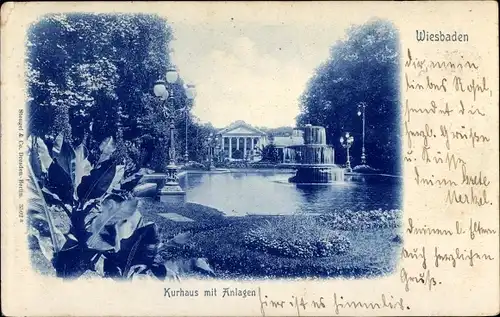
<box><xmin>138</xmin><ymin>198</ymin><xmax>403</xmax><ymax>279</ymax></box>
<box><xmin>29</xmin><ymin>197</ymin><xmax>402</xmax><ymax>279</ymax></box>
<box><xmin>187</xmin><ymin>219</ymin><xmax>401</xmax><ymax>279</ymax></box>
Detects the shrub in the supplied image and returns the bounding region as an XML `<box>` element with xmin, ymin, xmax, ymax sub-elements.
<box><xmin>27</xmin><ymin>134</ymin><xmax>158</xmax><ymax>278</ymax></box>
<box><xmin>259</xmin><ymin>144</ymin><xmax>280</xmax><ymax>163</ymax></box>
<box><xmin>243</xmin><ymin>218</ymin><xmax>350</xmax><ymax>258</ymax></box>
<box><xmin>317</xmin><ymin>208</ymin><xmax>402</xmax><ymax>230</ymax></box>
<box><xmin>248</xmin><ymin>162</ymin><xmax>277</xmax><ymax>169</ymax></box>
<box><xmin>220</xmin><ymin>161</ymin><xmax>249</xmax><ymax>169</ymax></box>
<box><xmin>352</xmin><ymin>165</ymin><xmax>381</xmax><ymax>174</ymax></box>
<box><xmin>232</xmin><ymin>149</ymin><xmax>244</xmax><ymax>160</ymax></box>
<box><xmin>149</xmin><ymin>140</ymin><xmax>170</xmax><ymax>172</ymax></box>
<box><xmin>248</xmin><ymin>162</ymin><xmax>294</xmax><ymax>169</ymax></box>
<box><xmin>181</xmin><ymin>161</ymin><xmax>206</xmax><ymax>170</ymax></box>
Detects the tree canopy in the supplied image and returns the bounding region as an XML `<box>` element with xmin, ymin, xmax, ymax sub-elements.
<box><xmin>297</xmin><ymin>19</ymin><xmax>401</xmax><ymax>174</ymax></box>
<box><xmin>258</xmin><ymin>126</ymin><xmax>295</xmax><ymax>137</ymax></box>
<box><xmin>26</xmin><ymin>13</ymin><xmax>216</xmax><ymax>172</ymax></box>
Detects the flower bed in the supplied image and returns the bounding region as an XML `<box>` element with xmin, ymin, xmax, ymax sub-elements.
<box><xmin>248</xmin><ymin>162</ymin><xmax>291</xmax><ymax>169</ymax></box>
<box><xmin>318</xmin><ymin>208</ymin><xmax>402</xmax><ymax>230</ymax></box>
<box><xmin>352</xmin><ymin>164</ymin><xmax>381</xmax><ymax>174</ymax></box>
<box><xmin>214</xmin><ymin>160</ymin><xmax>294</xmax><ymax>169</ymax></box>
<box><xmin>243</xmin><ymin>218</ymin><xmax>350</xmax><ymax>258</ymax></box>
<box><xmin>188</xmin><ymin>217</ymin><xmax>400</xmax><ymax>279</ymax></box>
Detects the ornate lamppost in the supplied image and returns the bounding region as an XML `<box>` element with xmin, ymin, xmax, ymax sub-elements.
<box><xmin>215</xmin><ymin>139</ymin><xmax>221</xmax><ymax>163</ymax></box>
<box><xmin>340</xmin><ymin>132</ymin><xmax>354</xmax><ymax>172</ymax></box>
<box><xmin>206</xmin><ymin>133</ymin><xmax>216</xmax><ymax>170</ymax></box>
<box><xmin>184</xmin><ymin>84</ymin><xmax>196</xmax><ymax>163</ymax></box>
<box><xmin>153</xmin><ymin>67</ymin><xmax>185</xmax><ymax>205</ymax></box>
<box><xmin>357</xmin><ymin>102</ymin><xmax>368</xmax><ymax>165</ymax></box>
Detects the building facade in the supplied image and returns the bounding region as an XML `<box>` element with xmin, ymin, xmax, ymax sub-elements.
<box><xmin>217</xmin><ymin>121</ymin><xmax>268</xmax><ymax>161</ymax></box>
<box><xmin>272</xmin><ymin>129</ymin><xmax>305</xmax><ymax>163</ymax></box>
<box><xmin>217</xmin><ymin>121</ymin><xmax>312</xmax><ymax>163</ymax></box>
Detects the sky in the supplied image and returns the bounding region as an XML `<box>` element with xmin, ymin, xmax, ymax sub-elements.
<box><xmin>168</xmin><ymin>19</ymin><xmax>355</xmax><ymax>129</ymax></box>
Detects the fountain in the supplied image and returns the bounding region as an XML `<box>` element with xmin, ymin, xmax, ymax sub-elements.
<box><xmin>287</xmin><ymin>124</ymin><xmax>344</xmax><ymax>183</ymax></box>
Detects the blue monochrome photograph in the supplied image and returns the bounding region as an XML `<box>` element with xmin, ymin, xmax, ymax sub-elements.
<box><xmin>25</xmin><ymin>13</ymin><xmax>402</xmax><ymax>280</ymax></box>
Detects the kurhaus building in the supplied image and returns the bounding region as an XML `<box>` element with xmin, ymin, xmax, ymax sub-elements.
<box><xmin>217</xmin><ymin>121</ymin><xmax>268</xmax><ymax>161</ymax></box>
<box><xmin>217</xmin><ymin>120</ymin><xmax>305</xmax><ymax>162</ymax></box>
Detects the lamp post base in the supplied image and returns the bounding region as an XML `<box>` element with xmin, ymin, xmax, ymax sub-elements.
<box><xmin>346</xmin><ymin>161</ymin><xmax>352</xmax><ymax>173</ymax></box>
<box><xmin>206</xmin><ymin>159</ymin><xmax>215</xmax><ymax>171</ymax></box>
<box><xmin>158</xmin><ymin>182</ymin><xmax>186</xmax><ymax>206</ymax></box>
<box><xmin>157</xmin><ymin>164</ymin><xmax>186</xmax><ymax>206</ymax></box>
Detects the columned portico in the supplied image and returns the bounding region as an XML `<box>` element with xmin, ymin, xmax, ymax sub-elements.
<box><xmin>217</xmin><ymin>121</ymin><xmax>268</xmax><ymax>161</ymax></box>
<box><xmin>243</xmin><ymin>137</ymin><xmax>247</xmax><ymax>159</ymax></box>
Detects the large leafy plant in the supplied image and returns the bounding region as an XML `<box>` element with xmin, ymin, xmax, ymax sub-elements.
<box><xmin>27</xmin><ymin>134</ymin><xmax>168</xmax><ymax>279</ymax></box>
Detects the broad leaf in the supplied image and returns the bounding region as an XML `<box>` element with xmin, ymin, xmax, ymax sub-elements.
<box><xmin>36</xmin><ymin>137</ymin><xmax>53</xmax><ymax>172</ymax></box>
<box><xmin>28</xmin><ymin>221</ymin><xmax>56</xmax><ymax>262</ymax></box>
<box><xmin>28</xmin><ymin>205</ymin><xmax>74</xmax><ymax>262</ymax></box>
<box><xmin>102</xmin><ymin>256</ymin><xmax>122</xmax><ymax>278</ymax></box>
<box><xmin>27</xmin><ymin>136</ymin><xmax>53</xmax><ymax>177</ymax></box>
<box><xmin>125</xmin><ymin>265</ymin><xmax>161</xmax><ymax>281</ymax></box>
<box><xmin>46</xmin><ymin>161</ymin><xmax>73</xmax><ymax>204</ymax></box>
<box><xmin>114</xmin><ymin>209</ymin><xmax>142</xmax><ymax>252</ymax></box>
<box><xmin>126</xmin><ymin>264</ymin><xmax>148</xmax><ymax>279</ymax></box>
<box><xmin>149</xmin><ymin>263</ymin><xmax>169</xmax><ymax>280</ymax></box>
<box><xmin>109</xmin><ymin>164</ymin><xmax>125</xmax><ymax>192</ymax></box>
<box><xmin>52</xmin><ymin>134</ymin><xmax>76</xmax><ymax>184</ymax></box>
<box><xmin>41</xmin><ymin>187</ymin><xmax>64</xmax><ymax>206</ymax></box>
<box><xmin>133</xmin><ymin>183</ymin><xmax>156</xmax><ymax>198</ymax></box>
<box><xmin>120</xmin><ymin>169</ymin><xmax>148</xmax><ymax>192</ymax></box>
<box><xmin>86</xmin><ymin>198</ymin><xmax>141</xmax><ymax>251</ymax></box>
<box><xmin>73</xmin><ymin>143</ymin><xmax>92</xmax><ymax>200</ymax></box>
<box><xmin>77</xmin><ymin>160</ymin><xmax>117</xmax><ymax>201</ymax></box>
<box><xmin>27</xmin><ymin>163</ymin><xmax>67</xmax><ymax>260</ymax></box>
<box><xmin>192</xmin><ymin>258</ymin><xmax>215</xmax><ymax>276</ymax></box>
<box><xmin>163</xmin><ymin>258</ymin><xmax>215</xmax><ymax>278</ymax></box>
<box><xmin>104</xmin><ymin>222</ymin><xmax>160</xmax><ymax>277</ymax></box>
<box><xmin>52</xmin><ymin>246</ymin><xmax>98</xmax><ymax>279</ymax></box>
<box><xmin>62</xmin><ymin>233</ymin><xmax>79</xmax><ymax>251</ymax></box>
<box><xmin>97</xmin><ymin>137</ymin><xmax>116</xmax><ymax>165</ymax></box>
<box><xmin>165</xmin><ymin>232</ymin><xmax>193</xmax><ymax>247</ymax></box>
<box><xmin>93</xmin><ymin>255</ymin><xmax>106</xmax><ymax>277</ymax></box>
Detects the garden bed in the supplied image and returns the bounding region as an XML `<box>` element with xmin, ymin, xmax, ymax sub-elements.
<box><xmin>30</xmin><ymin>198</ymin><xmax>402</xmax><ymax>280</ymax></box>
<box><xmin>136</xmin><ymin>198</ymin><xmax>403</xmax><ymax>279</ymax></box>
<box><xmin>185</xmin><ymin>217</ymin><xmax>401</xmax><ymax>279</ymax></box>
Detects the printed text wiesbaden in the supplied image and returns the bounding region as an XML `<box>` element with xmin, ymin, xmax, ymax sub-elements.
<box><xmin>416</xmin><ymin>30</ymin><xmax>469</xmax><ymax>42</ymax></box>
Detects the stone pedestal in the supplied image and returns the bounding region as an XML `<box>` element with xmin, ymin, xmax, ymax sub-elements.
<box><xmin>157</xmin><ymin>165</ymin><xmax>186</xmax><ymax>206</ymax></box>
<box><xmin>158</xmin><ymin>184</ymin><xmax>186</xmax><ymax>206</ymax></box>
<box><xmin>289</xmin><ymin>166</ymin><xmax>344</xmax><ymax>183</ymax></box>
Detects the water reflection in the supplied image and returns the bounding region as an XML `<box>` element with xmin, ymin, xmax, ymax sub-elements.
<box><xmin>294</xmin><ymin>185</ymin><xmax>330</xmax><ymax>204</ymax></box>
<box><xmin>179</xmin><ymin>171</ymin><xmax>402</xmax><ymax>216</ymax></box>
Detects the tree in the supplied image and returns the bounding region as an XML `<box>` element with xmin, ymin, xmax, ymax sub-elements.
<box><xmin>297</xmin><ymin>19</ymin><xmax>401</xmax><ymax>174</ymax></box>
<box><xmin>259</xmin><ymin>144</ymin><xmax>280</xmax><ymax>163</ymax></box>
<box><xmin>258</xmin><ymin>126</ymin><xmax>294</xmax><ymax>137</ymax></box>
<box><xmin>26</xmin><ymin>13</ymin><xmax>210</xmax><ymax>173</ymax></box>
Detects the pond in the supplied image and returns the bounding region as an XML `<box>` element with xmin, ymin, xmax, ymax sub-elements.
<box><xmin>179</xmin><ymin>170</ymin><xmax>402</xmax><ymax>216</ymax></box>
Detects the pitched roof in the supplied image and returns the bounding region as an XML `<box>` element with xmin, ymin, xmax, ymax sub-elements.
<box><xmin>218</xmin><ymin>120</ymin><xmax>267</xmax><ymax>136</ymax></box>
<box><xmin>273</xmin><ymin>136</ymin><xmax>304</xmax><ymax>147</ymax></box>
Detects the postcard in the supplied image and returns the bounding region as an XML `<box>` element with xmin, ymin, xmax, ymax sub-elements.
<box><xmin>1</xmin><ymin>1</ymin><xmax>498</xmax><ymax>316</ymax></box>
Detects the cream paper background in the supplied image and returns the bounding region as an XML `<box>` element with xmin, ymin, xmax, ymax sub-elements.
<box><xmin>1</xmin><ymin>1</ymin><xmax>499</xmax><ymax>316</ymax></box>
